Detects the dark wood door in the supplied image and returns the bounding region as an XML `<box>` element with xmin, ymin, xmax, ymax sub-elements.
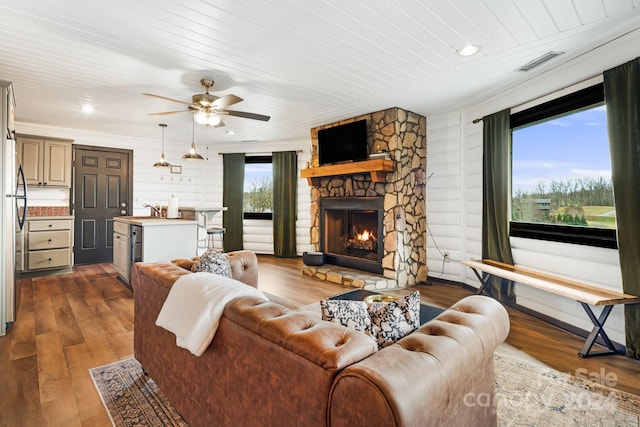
<box><xmin>73</xmin><ymin>146</ymin><xmax>133</xmax><ymax>265</ymax></box>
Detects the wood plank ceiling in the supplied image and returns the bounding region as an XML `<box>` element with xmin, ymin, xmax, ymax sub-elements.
<box><xmin>0</xmin><ymin>0</ymin><xmax>638</xmax><ymax>143</ymax></box>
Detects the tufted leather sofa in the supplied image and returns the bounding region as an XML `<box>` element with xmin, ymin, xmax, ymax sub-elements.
<box><xmin>131</xmin><ymin>259</ymin><xmax>510</xmax><ymax>427</ymax></box>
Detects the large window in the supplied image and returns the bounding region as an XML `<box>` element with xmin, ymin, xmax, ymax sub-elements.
<box><xmin>243</xmin><ymin>155</ymin><xmax>273</xmax><ymax>220</ymax></box>
<box><xmin>510</xmin><ymin>83</ymin><xmax>617</xmax><ymax>248</ymax></box>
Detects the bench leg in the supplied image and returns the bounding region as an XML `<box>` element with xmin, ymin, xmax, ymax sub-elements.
<box><xmin>578</xmin><ymin>304</ymin><xmax>620</xmax><ymax>358</ymax></box>
<box><xmin>471</xmin><ymin>269</ymin><xmax>493</xmax><ymax>296</ymax></box>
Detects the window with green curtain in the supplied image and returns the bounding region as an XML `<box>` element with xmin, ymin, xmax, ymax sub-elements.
<box><xmin>222</xmin><ymin>153</ymin><xmax>245</xmax><ymax>252</ymax></box>
<box><xmin>603</xmin><ymin>56</ymin><xmax>640</xmax><ymax>360</ymax></box>
<box><xmin>482</xmin><ymin>109</ymin><xmax>516</xmax><ymax>303</ymax></box>
<box><xmin>272</xmin><ymin>151</ymin><xmax>297</xmax><ymax>257</ymax></box>
<box><xmin>509</xmin><ymin>83</ymin><xmax>617</xmax><ymax>248</ymax></box>
<box><xmin>243</xmin><ymin>155</ymin><xmax>273</xmax><ymax>220</ymax></box>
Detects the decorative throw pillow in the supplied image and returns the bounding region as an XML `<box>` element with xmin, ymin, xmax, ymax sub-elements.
<box><xmin>320</xmin><ymin>299</ymin><xmax>371</xmax><ymax>332</ymax></box>
<box><xmin>191</xmin><ymin>248</ymin><xmax>232</xmax><ymax>278</ymax></box>
<box><xmin>367</xmin><ymin>291</ymin><xmax>420</xmax><ymax>348</ymax></box>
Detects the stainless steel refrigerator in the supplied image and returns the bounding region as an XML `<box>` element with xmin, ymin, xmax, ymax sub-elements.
<box><xmin>2</xmin><ymin>80</ymin><xmax>25</xmax><ymax>336</ymax></box>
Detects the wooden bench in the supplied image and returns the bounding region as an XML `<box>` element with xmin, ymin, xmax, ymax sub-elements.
<box><xmin>461</xmin><ymin>259</ymin><xmax>639</xmax><ymax>358</ymax></box>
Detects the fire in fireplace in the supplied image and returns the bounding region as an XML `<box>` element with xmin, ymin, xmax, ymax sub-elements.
<box><xmin>320</xmin><ymin>197</ymin><xmax>384</xmax><ymax>274</ymax></box>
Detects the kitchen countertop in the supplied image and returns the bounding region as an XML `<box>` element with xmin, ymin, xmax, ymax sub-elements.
<box><xmin>114</xmin><ymin>216</ymin><xmax>197</xmax><ymax>226</ymax></box>
<box><xmin>26</xmin><ymin>215</ymin><xmax>74</xmax><ymax>220</ymax></box>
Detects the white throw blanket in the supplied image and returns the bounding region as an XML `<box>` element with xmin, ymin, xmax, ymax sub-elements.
<box><xmin>156</xmin><ymin>272</ymin><xmax>268</xmax><ymax>356</ymax></box>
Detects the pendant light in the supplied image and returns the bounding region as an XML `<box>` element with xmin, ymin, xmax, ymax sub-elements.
<box><xmin>182</xmin><ymin>116</ymin><xmax>204</xmax><ymax>161</ymax></box>
<box><xmin>153</xmin><ymin>123</ymin><xmax>172</xmax><ymax>168</ymax></box>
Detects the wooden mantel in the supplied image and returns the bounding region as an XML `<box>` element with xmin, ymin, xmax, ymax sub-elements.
<box><xmin>300</xmin><ymin>158</ymin><xmax>394</xmax><ymax>185</ymax></box>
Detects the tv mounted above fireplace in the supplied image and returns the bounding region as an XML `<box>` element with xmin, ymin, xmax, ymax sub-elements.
<box><xmin>317</xmin><ymin>119</ymin><xmax>368</xmax><ymax>166</ymax></box>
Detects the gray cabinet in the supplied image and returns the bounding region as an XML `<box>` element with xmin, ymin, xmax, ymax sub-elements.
<box><xmin>25</xmin><ymin>217</ymin><xmax>73</xmax><ymax>271</ymax></box>
<box><xmin>16</xmin><ymin>136</ymin><xmax>73</xmax><ymax>187</ymax></box>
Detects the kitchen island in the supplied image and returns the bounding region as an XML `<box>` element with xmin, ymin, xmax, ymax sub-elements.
<box><xmin>113</xmin><ymin>216</ymin><xmax>197</xmax><ymax>284</ymax></box>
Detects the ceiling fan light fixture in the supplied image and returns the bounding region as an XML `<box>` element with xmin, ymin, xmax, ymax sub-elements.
<box><xmin>182</xmin><ymin>118</ymin><xmax>205</xmax><ymax>161</ymax></box>
<box><xmin>194</xmin><ymin>110</ymin><xmax>222</xmax><ymax>127</ymax></box>
<box><xmin>81</xmin><ymin>103</ymin><xmax>94</xmax><ymax>113</ymax></box>
<box><xmin>153</xmin><ymin>123</ymin><xmax>172</xmax><ymax>168</ymax></box>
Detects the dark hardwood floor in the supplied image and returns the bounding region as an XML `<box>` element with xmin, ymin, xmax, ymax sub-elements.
<box><xmin>1</xmin><ymin>256</ymin><xmax>639</xmax><ymax>426</ymax></box>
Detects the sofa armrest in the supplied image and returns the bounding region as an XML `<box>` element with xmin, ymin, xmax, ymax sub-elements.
<box><xmin>328</xmin><ymin>295</ymin><xmax>509</xmax><ymax>427</ymax></box>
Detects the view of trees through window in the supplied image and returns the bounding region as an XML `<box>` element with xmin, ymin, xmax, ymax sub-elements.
<box><xmin>511</xmin><ymin>104</ymin><xmax>616</xmax><ymax>230</ymax></box>
<box><xmin>243</xmin><ymin>159</ymin><xmax>273</xmax><ymax>214</ymax></box>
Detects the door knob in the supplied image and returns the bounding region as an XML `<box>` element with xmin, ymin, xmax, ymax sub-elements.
<box><xmin>121</xmin><ymin>210</ymin><xmax>127</xmax><ymax>215</ymax></box>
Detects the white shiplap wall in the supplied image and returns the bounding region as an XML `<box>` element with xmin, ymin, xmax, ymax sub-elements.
<box><xmin>425</xmin><ymin>111</ymin><xmax>465</xmax><ymax>280</ymax></box>
<box><xmin>425</xmin><ymin>31</ymin><xmax>640</xmax><ymax>344</ymax></box>
<box><xmin>17</xmin><ymin>121</ymin><xmax>312</xmax><ymax>256</ymax></box>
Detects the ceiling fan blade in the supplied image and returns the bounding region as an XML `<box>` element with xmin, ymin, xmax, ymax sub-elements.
<box><xmin>148</xmin><ymin>110</ymin><xmax>191</xmax><ymax>116</ymax></box>
<box><xmin>222</xmin><ymin>110</ymin><xmax>271</xmax><ymax>121</ymax></box>
<box><xmin>143</xmin><ymin>93</ymin><xmax>191</xmax><ymax>106</ymax></box>
<box><xmin>212</xmin><ymin>94</ymin><xmax>243</xmax><ymax>110</ymax></box>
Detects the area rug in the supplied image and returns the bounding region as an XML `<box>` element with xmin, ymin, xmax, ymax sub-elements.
<box><xmin>89</xmin><ymin>358</ymin><xmax>187</xmax><ymax>427</ymax></box>
<box><xmin>91</xmin><ymin>354</ymin><xmax>640</xmax><ymax>426</ymax></box>
<box><xmin>494</xmin><ymin>353</ymin><xmax>640</xmax><ymax>426</ymax></box>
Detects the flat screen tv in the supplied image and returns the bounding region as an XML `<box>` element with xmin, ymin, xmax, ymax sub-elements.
<box><xmin>317</xmin><ymin>119</ymin><xmax>368</xmax><ymax>166</ymax></box>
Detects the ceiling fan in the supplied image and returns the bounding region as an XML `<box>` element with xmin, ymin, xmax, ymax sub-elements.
<box><xmin>143</xmin><ymin>79</ymin><xmax>270</xmax><ymax>127</ymax></box>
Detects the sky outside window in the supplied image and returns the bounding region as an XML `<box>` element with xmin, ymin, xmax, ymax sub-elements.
<box><xmin>512</xmin><ymin>105</ymin><xmax>610</xmax><ymax>193</ymax></box>
<box><xmin>244</xmin><ymin>163</ymin><xmax>272</xmax><ymax>192</ymax></box>
<box><xmin>511</xmin><ymin>104</ymin><xmax>616</xmax><ymax>229</ymax></box>
<box><xmin>243</xmin><ymin>162</ymin><xmax>273</xmax><ymax>214</ymax></box>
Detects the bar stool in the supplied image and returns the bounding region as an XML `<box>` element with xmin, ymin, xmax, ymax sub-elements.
<box><xmin>206</xmin><ymin>227</ymin><xmax>226</xmax><ymax>251</ymax></box>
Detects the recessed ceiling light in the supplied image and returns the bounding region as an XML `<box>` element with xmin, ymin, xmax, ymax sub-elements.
<box><xmin>81</xmin><ymin>103</ymin><xmax>94</xmax><ymax>113</ymax></box>
<box><xmin>457</xmin><ymin>45</ymin><xmax>480</xmax><ymax>57</ymax></box>
<box><xmin>225</xmin><ymin>130</ymin><xmax>236</xmax><ymax>135</ymax></box>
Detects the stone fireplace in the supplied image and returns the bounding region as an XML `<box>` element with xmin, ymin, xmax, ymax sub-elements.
<box><xmin>303</xmin><ymin>107</ymin><xmax>427</xmax><ymax>289</ymax></box>
<box><xmin>320</xmin><ymin>197</ymin><xmax>384</xmax><ymax>274</ymax></box>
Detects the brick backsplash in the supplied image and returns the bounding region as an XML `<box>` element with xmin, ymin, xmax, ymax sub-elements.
<box><xmin>26</xmin><ymin>206</ymin><xmax>70</xmax><ymax>216</ymax></box>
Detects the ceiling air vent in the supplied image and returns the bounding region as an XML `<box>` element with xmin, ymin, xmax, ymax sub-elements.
<box><xmin>516</xmin><ymin>51</ymin><xmax>564</xmax><ymax>72</ymax></box>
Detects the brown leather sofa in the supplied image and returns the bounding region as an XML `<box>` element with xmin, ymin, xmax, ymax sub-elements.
<box><xmin>131</xmin><ymin>254</ymin><xmax>510</xmax><ymax>427</ymax></box>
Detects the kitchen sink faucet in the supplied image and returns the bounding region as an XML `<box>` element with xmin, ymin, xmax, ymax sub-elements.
<box><xmin>143</xmin><ymin>203</ymin><xmax>162</xmax><ymax>217</ymax></box>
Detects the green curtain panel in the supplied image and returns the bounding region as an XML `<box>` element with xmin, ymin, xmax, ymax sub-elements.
<box><xmin>482</xmin><ymin>109</ymin><xmax>516</xmax><ymax>303</ymax></box>
<box><xmin>222</xmin><ymin>153</ymin><xmax>245</xmax><ymax>252</ymax></box>
<box><xmin>603</xmin><ymin>57</ymin><xmax>640</xmax><ymax>359</ymax></box>
<box><xmin>273</xmin><ymin>151</ymin><xmax>298</xmax><ymax>257</ymax></box>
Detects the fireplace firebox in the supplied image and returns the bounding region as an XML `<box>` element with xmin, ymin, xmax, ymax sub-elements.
<box><xmin>320</xmin><ymin>197</ymin><xmax>384</xmax><ymax>274</ymax></box>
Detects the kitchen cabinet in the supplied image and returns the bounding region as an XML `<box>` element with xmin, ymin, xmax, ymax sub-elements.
<box><xmin>16</xmin><ymin>135</ymin><xmax>73</xmax><ymax>187</ymax></box>
<box><xmin>113</xmin><ymin>221</ymin><xmax>130</xmax><ymax>281</ymax></box>
<box><xmin>113</xmin><ymin>217</ymin><xmax>197</xmax><ymax>284</ymax></box>
<box><xmin>25</xmin><ymin>217</ymin><xmax>73</xmax><ymax>272</ymax></box>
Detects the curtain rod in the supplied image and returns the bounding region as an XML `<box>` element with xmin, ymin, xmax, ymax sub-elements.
<box><xmin>218</xmin><ymin>149</ymin><xmax>304</xmax><ymax>155</ymax></box>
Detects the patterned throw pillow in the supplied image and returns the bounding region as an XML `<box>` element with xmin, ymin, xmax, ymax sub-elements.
<box><xmin>367</xmin><ymin>291</ymin><xmax>420</xmax><ymax>348</ymax></box>
<box><xmin>320</xmin><ymin>299</ymin><xmax>371</xmax><ymax>332</ymax></box>
<box><xmin>191</xmin><ymin>248</ymin><xmax>232</xmax><ymax>278</ymax></box>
